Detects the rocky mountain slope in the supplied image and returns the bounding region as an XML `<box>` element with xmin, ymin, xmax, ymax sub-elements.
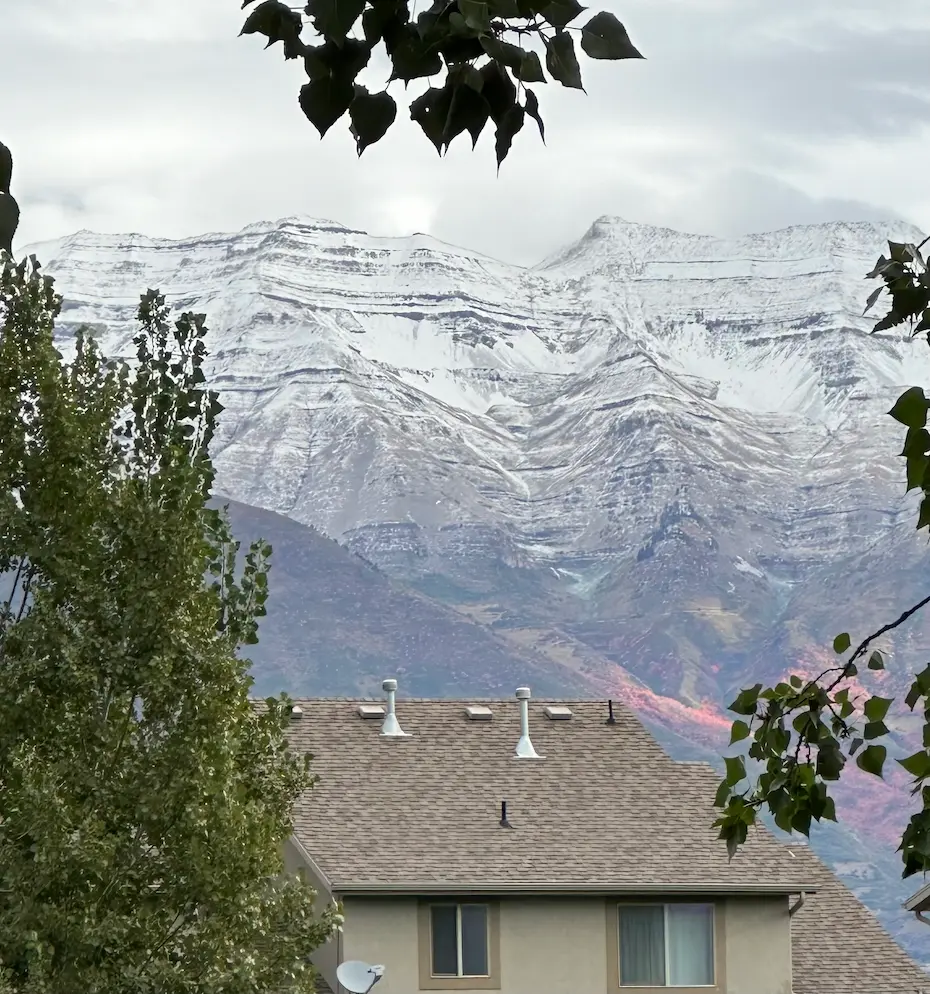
<box><xmin>23</xmin><ymin>214</ymin><xmax>930</xmax><ymax>960</ymax></box>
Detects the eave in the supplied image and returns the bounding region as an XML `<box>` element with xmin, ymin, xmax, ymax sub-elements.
<box><xmin>331</xmin><ymin>880</ymin><xmax>818</xmax><ymax>898</ymax></box>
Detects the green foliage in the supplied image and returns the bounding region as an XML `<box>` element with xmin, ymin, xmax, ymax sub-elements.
<box><xmin>238</xmin><ymin>0</ymin><xmax>643</xmax><ymax>164</ymax></box>
<box><xmin>0</xmin><ymin>255</ymin><xmax>339</xmax><ymax>992</ymax></box>
<box><xmin>715</xmin><ymin>236</ymin><xmax>930</xmax><ymax>878</ymax></box>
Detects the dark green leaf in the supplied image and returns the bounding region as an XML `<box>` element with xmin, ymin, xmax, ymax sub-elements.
<box><xmin>579</xmin><ymin>11</ymin><xmax>643</xmax><ymax>59</ymax></box>
<box><xmin>849</xmin><ymin>736</ymin><xmax>864</xmax><ymax>755</ymax></box>
<box><xmin>918</xmin><ymin>496</ymin><xmax>930</xmax><ymax>531</ymax></box>
<box><xmin>241</xmin><ymin>0</ymin><xmax>304</xmax><ymax>53</ymax></box>
<box><xmin>867</xmin><ymin>651</ymin><xmax>884</xmax><ymax>671</ymax></box>
<box><xmin>544</xmin><ymin>30</ymin><xmax>584</xmax><ymax>89</ymax></box>
<box><xmin>478</xmin><ymin>59</ymin><xmax>516</xmax><ymax>125</ymax></box>
<box><xmin>479</xmin><ymin>35</ymin><xmax>544</xmax><ymax>84</ymax></box>
<box><xmin>488</xmin><ymin>0</ymin><xmax>520</xmax><ymax>14</ymax></box>
<box><xmin>447</xmin><ymin>62</ymin><xmax>484</xmax><ymax>90</ymax></box>
<box><xmin>791</xmin><ymin>808</ymin><xmax>812</xmax><ymax>836</ymax></box>
<box><xmin>389</xmin><ymin>25</ymin><xmax>444</xmax><ymax>80</ymax></box>
<box><xmin>438</xmin><ymin>32</ymin><xmax>486</xmax><ymax>62</ymax></box>
<box><xmin>305</xmin><ymin>0</ymin><xmax>366</xmax><ymax>40</ymax></box>
<box><xmin>444</xmin><ymin>82</ymin><xmax>491</xmax><ymax>149</ymax></box>
<box><xmin>495</xmin><ymin>103</ymin><xmax>525</xmax><ymax>167</ymax></box>
<box><xmin>458</xmin><ymin>0</ymin><xmax>491</xmax><ymax>30</ymax></box>
<box><xmin>889</xmin><ymin>386</ymin><xmax>929</xmax><ymax>429</ymax></box>
<box><xmin>729</xmin><ymin>683</ymin><xmax>763</xmax><ymax>716</ymax></box>
<box><xmin>299</xmin><ymin>76</ymin><xmax>355</xmax><ymax>136</ymax></box>
<box><xmin>901</xmin><ymin>427</ymin><xmax>930</xmax><ymax>458</ymax></box>
<box><xmin>362</xmin><ymin>0</ymin><xmax>409</xmax><ymax>43</ymax></box>
<box><xmin>479</xmin><ymin>35</ymin><xmax>526</xmax><ymax>72</ymax></box>
<box><xmin>906</xmin><ymin>452</ymin><xmax>930</xmax><ymax>492</ymax></box>
<box><xmin>855</xmin><ymin>743</ymin><xmax>887</xmax><ymax>777</ymax></box>
<box><xmin>724</xmin><ymin>754</ymin><xmax>746</xmax><ymax>785</ymax></box>
<box><xmin>541</xmin><ymin>0</ymin><xmax>586</xmax><ymax>28</ymax></box>
<box><xmin>305</xmin><ymin>37</ymin><xmax>372</xmax><ymax>80</ymax></box>
<box><xmin>415</xmin><ymin>0</ymin><xmax>451</xmax><ymax>39</ymax></box>
<box><xmin>303</xmin><ymin>44</ymin><xmax>330</xmax><ymax>80</ymax></box>
<box><xmin>863</xmin><ymin>695</ymin><xmax>893</xmax><ymax>723</ymax></box>
<box><xmin>713</xmin><ymin>778</ymin><xmax>731</xmax><ymax>808</ymax></box>
<box><xmin>816</xmin><ymin>740</ymin><xmax>845</xmax><ymax>780</ymax></box>
<box><xmin>899</xmin><ymin>750</ymin><xmax>930</xmax><ymax>779</ymax></box>
<box><xmin>730</xmin><ymin>719</ymin><xmax>750</xmax><ymax>744</ymax></box>
<box><xmin>863</xmin><ymin>720</ymin><xmax>889</xmax><ymax>740</ymax></box>
<box><xmin>517</xmin><ymin>49</ymin><xmax>545</xmax><ymax>82</ymax></box>
<box><xmin>349</xmin><ymin>86</ymin><xmax>398</xmax><ymax>154</ymax></box>
<box><xmin>524</xmin><ymin>88</ymin><xmax>545</xmax><ymax>142</ymax></box>
<box><xmin>409</xmin><ymin>85</ymin><xmax>454</xmax><ymax>153</ymax></box>
<box><xmin>906</xmin><ymin>680</ymin><xmax>924</xmax><ymax>711</ymax></box>
<box><xmin>862</xmin><ymin>283</ymin><xmax>885</xmax><ymax>316</ymax></box>
<box><xmin>832</xmin><ymin>632</ymin><xmax>851</xmax><ymax>654</ymax></box>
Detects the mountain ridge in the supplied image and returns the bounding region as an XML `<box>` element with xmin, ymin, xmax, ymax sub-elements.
<box><xmin>21</xmin><ymin>212</ymin><xmax>930</xmax><ymax>959</ymax></box>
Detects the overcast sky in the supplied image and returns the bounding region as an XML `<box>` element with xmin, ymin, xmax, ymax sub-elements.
<box><xmin>4</xmin><ymin>0</ymin><xmax>930</xmax><ymax>265</ymax></box>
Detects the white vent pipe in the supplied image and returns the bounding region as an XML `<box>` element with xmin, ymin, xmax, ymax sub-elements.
<box><xmin>515</xmin><ymin>687</ymin><xmax>542</xmax><ymax>759</ymax></box>
<box><xmin>380</xmin><ymin>678</ymin><xmax>408</xmax><ymax>737</ymax></box>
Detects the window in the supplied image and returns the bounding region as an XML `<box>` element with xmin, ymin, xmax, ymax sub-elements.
<box><xmin>430</xmin><ymin>904</ymin><xmax>489</xmax><ymax>977</ymax></box>
<box><xmin>618</xmin><ymin>904</ymin><xmax>714</xmax><ymax>987</ymax></box>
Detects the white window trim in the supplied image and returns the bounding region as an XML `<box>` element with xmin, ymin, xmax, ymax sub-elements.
<box><xmin>618</xmin><ymin>901</ymin><xmax>716</xmax><ymax>989</ymax></box>
<box><xmin>430</xmin><ymin>902</ymin><xmax>491</xmax><ymax>979</ymax></box>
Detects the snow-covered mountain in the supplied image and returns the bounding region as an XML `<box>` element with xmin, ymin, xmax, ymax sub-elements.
<box><xmin>21</xmin><ymin>214</ymin><xmax>930</xmax><ymax>956</ymax></box>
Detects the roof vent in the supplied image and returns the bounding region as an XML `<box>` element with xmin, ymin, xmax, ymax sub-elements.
<box><xmin>380</xmin><ymin>678</ymin><xmax>409</xmax><ymax>737</ymax></box>
<box><xmin>514</xmin><ymin>687</ymin><xmax>542</xmax><ymax>759</ymax></box>
<box><xmin>357</xmin><ymin>704</ymin><xmax>385</xmax><ymax>719</ymax></box>
<box><xmin>290</xmin><ymin>704</ymin><xmax>304</xmax><ymax>719</ymax></box>
<box><xmin>465</xmin><ymin>705</ymin><xmax>492</xmax><ymax>721</ymax></box>
<box><xmin>544</xmin><ymin>705</ymin><xmax>572</xmax><ymax>720</ymax></box>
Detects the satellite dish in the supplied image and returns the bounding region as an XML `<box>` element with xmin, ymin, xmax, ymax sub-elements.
<box><xmin>337</xmin><ymin>960</ymin><xmax>385</xmax><ymax>994</ymax></box>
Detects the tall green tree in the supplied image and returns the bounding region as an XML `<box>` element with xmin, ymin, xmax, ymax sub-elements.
<box><xmin>715</xmin><ymin>237</ymin><xmax>930</xmax><ymax>879</ymax></box>
<box><xmin>0</xmin><ymin>253</ymin><xmax>338</xmax><ymax>992</ymax></box>
<box><xmin>237</xmin><ymin>0</ymin><xmax>644</xmax><ymax>165</ymax></box>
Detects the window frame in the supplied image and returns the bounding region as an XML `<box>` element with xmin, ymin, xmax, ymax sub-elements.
<box><xmin>607</xmin><ymin>899</ymin><xmax>724</xmax><ymax>993</ymax></box>
<box><xmin>429</xmin><ymin>902</ymin><xmax>490</xmax><ymax>978</ymax></box>
<box><xmin>417</xmin><ymin>900</ymin><xmax>501</xmax><ymax>991</ymax></box>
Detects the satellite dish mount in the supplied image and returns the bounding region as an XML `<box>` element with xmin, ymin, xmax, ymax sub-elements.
<box><xmin>337</xmin><ymin>960</ymin><xmax>386</xmax><ymax>994</ymax></box>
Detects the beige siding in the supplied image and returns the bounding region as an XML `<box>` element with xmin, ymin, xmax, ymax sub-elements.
<box><xmin>501</xmin><ymin>898</ymin><xmax>607</xmax><ymax>993</ymax></box>
<box><xmin>282</xmin><ymin>837</ymin><xmax>339</xmax><ymax>991</ymax></box>
<box><xmin>724</xmin><ymin>897</ymin><xmax>792</xmax><ymax>994</ymax></box>
<box><xmin>338</xmin><ymin>894</ymin><xmax>792</xmax><ymax>994</ymax></box>
<box><xmin>342</xmin><ymin>898</ymin><xmax>420</xmax><ymax>993</ymax></box>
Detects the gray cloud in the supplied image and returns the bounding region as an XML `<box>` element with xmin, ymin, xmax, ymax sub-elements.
<box><xmin>4</xmin><ymin>0</ymin><xmax>929</xmax><ymax>265</ymax></box>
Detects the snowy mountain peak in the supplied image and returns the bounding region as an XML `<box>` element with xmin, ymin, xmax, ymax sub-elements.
<box><xmin>29</xmin><ymin>210</ymin><xmax>930</xmax><ymax>528</ymax></box>
<box><xmin>16</xmin><ymin>212</ymin><xmax>930</xmax><ymax>956</ymax></box>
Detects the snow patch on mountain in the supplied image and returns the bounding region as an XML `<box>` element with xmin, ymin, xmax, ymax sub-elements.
<box><xmin>22</xmin><ymin>213</ymin><xmax>928</xmax><ymax>561</ymax></box>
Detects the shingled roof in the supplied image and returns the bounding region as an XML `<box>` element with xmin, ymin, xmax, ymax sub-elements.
<box><xmin>785</xmin><ymin>842</ymin><xmax>930</xmax><ymax>994</ymax></box>
<box><xmin>282</xmin><ymin>695</ymin><xmax>813</xmax><ymax>893</ymax></box>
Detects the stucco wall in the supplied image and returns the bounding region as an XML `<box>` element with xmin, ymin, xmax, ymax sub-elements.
<box><xmin>723</xmin><ymin>897</ymin><xmax>792</xmax><ymax>994</ymax></box>
<box><xmin>337</xmin><ymin>894</ymin><xmax>792</xmax><ymax>994</ymax></box>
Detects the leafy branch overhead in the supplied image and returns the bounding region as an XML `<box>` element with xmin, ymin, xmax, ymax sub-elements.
<box><xmin>239</xmin><ymin>0</ymin><xmax>643</xmax><ymax>164</ymax></box>
<box><xmin>714</xmin><ymin>236</ymin><xmax>930</xmax><ymax>879</ymax></box>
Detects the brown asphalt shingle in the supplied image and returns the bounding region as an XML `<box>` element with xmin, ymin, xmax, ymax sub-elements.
<box><xmin>786</xmin><ymin>842</ymin><xmax>930</xmax><ymax>994</ymax></box>
<box><xmin>282</xmin><ymin>696</ymin><xmax>812</xmax><ymax>892</ymax></box>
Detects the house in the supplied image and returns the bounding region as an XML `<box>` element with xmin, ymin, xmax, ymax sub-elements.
<box><xmin>275</xmin><ymin>684</ymin><xmax>929</xmax><ymax>994</ymax></box>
